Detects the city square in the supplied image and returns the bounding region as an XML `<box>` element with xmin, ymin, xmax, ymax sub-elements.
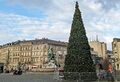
<box><xmin>0</xmin><ymin>0</ymin><xmax>120</xmax><ymax>82</ymax></box>
<box><xmin>0</xmin><ymin>72</ymin><xmax>120</xmax><ymax>82</ymax></box>
<box><xmin>0</xmin><ymin>73</ymin><xmax>55</xmax><ymax>82</ymax></box>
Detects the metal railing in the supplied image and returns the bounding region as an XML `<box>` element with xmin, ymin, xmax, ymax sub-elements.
<box><xmin>53</xmin><ymin>72</ymin><xmax>117</xmax><ymax>82</ymax></box>
<box><xmin>0</xmin><ymin>71</ymin><xmax>120</xmax><ymax>82</ymax></box>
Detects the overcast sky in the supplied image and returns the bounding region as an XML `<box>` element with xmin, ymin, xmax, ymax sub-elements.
<box><xmin>0</xmin><ymin>0</ymin><xmax>120</xmax><ymax>50</ymax></box>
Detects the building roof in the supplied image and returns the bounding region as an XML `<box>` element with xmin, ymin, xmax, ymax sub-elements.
<box><xmin>0</xmin><ymin>38</ymin><xmax>68</xmax><ymax>48</ymax></box>
<box><xmin>113</xmin><ymin>38</ymin><xmax>120</xmax><ymax>41</ymax></box>
<box><xmin>89</xmin><ymin>40</ymin><xmax>106</xmax><ymax>44</ymax></box>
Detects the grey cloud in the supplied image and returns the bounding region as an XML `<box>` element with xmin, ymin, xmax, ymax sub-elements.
<box><xmin>3</xmin><ymin>0</ymin><xmax>120</xmax><ymax>50</ymax></box>
<box><xmin>7</xmin><ymin>0</ymin><xmax>61</xmax><ymax>11</ymax></box>
<box><xmin>97</xmin><ymin>0</ymin><xmax>120</xmax><ymax>10</ymax></box>
<box><xmin>7</xmin><ymin>0</ymin><xmax>120</xmax><ymax>11</ymax></box>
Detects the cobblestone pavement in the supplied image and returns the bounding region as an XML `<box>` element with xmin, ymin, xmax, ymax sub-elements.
<box><xmin>0</xmin><ymin>73</ymin><xmax>119</xmax><ymax>82</ymax></box>
<box><xmin>0</xmin><ymin>73</ymin><xmax>55</xmax><ymax>82</ymax></box>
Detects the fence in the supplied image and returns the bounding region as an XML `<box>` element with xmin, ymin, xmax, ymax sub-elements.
<box><xmin>0</xmin><ymin>71</ymin><xmax>120</xmax><ymax>82</ymax></box>
<box><xmin>53</xmin><ymin>72</ymin><xmax>118</xmax><ymax>82</ymax></box>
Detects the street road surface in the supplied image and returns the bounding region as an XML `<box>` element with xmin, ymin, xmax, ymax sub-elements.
<box><xmin>0</xmin><ymin>73</ymin><xmax>119</xmax><ymax>82</ymax></box>
<box><xmin>0</xmin><ymin>73</ymin><xmax>56</xmax><ymax>82</ymax></box>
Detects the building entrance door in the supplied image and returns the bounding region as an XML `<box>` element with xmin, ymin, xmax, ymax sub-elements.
<box><xmin>0</xmin><ymin>63</ymin><xmax>4</xmax><ymax>73</ymax></box>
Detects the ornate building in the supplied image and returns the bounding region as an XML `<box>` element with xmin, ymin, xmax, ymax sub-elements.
<box><xmin>0</xmin><ymin>38</ymin><xmax>107</xmax><ymax>72</ymax></box>
<box><xmin>89</xmin><ymin>40</ymin><xmax>107</xmax><ymax>59</ymax></box>
<box><xmin>112</xmin><ymin>38</ymin><xmax>120</xmax><ymax>70</ymax></box>
<box><xmin>0</xmin><ymin>38</ymin><xmax>67</xmax><ymax>71</ymax></box>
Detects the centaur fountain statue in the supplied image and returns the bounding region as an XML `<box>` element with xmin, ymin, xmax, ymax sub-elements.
<box><xmin>43</xmin><ymin>48</ymin><xmax>58</xmax><ymax>69</ymax></box>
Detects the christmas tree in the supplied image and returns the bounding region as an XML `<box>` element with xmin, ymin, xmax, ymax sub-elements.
<box><xmin>64</xmin><ymin>2</ymin><xmax>96</xmax><ymax>80</ymax></box>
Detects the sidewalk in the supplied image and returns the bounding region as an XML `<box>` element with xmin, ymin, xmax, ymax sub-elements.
<box><xmin>25</xmin><ymin>71</ymin><xmax>54</xmax><ymax>74</ymax></box>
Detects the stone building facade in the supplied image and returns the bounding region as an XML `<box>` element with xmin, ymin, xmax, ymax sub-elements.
<box><xmin>89</xmin><ymin>40</ymin><xmax>107</xmax><ymax>59</ymax></box>
<box><xmin>0</xmin><ymin>46</ymin><xmax>9</xmax><ymax>70</ymax></box>
<box><xmin>0</xmin><ymin>38</ymin><xmax>107</xmax><ymax>72</ymax></box>
<box><xmin>112</xmin><ymin>38</ymin><xmax>120</xmax><ymax>70</ymax></box>
<box><xmin>0</xmin><ymin>38</ymin><xmax>67</xmax><ymax>71</ymax></box>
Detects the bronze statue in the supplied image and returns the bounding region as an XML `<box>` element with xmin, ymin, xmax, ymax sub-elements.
<box><xmin>48</xmin><ymin>48</ymin><xmax>55</xmax><ymax>62</ymax></box>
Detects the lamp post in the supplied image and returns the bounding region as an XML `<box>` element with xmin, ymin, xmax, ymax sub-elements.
<box><xmin>114</xmin><ymin>59</ymin><xmax>116</xmax><ymax>81</ymax></box>
<box><xmin>113</xmin><ymin>56</ymin><xmax>119</xmax><ymax>82</ymax></box>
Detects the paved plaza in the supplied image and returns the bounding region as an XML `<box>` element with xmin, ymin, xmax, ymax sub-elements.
<box><xmin>0</xmin><ymin>72</ymin><xmax>119</xmax><ymax>82</ymax></box>
<box><xmin>0</xmin><ymin>73</ymin><xmax>56</xmax><ymax>82</ymax></box>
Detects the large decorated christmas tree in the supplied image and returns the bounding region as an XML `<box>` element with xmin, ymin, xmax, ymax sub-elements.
<box><xmin>64</xmin><ymin>2</ymin><xmax>96</xmax><ymax>80</ymax></box>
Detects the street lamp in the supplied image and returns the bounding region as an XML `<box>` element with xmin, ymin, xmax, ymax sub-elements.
<box><xmin>113</xmin><ymin>55</ymin><xmax>119</xmax><ymax>82</ymax></box>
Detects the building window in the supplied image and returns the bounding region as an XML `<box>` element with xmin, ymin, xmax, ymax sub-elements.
<box><xmin>37</xmin><ymin>47</ymin><xmax>39</xmax><ymax>49</ymax></box>
<box><xmin>117</xmin><ymin>64</ymin><xmax>119</xmax><ymax>70</ymax></box>
<box><xmin>26</xmin><ymin>47</ymin><xmax>28</xmax><ymax>50</ymax></box>
<box><xmin>13</xmin><ymin>53</ymin><xmax>15</xmax><ymax>56</ymax></box>
<box><xmin>39</xmin><ymin>65</ymin><xmax>42</xmax><ymax>68</ymax></box>
<box><xmin>115</xmin><ymin>52</ymin><xmax>117</xmax><ymax>54</ymax></box>
<box><xmin>114</xmin><ymin>44</ymin><xmax>116</xmax><ymax>47</ymax></box>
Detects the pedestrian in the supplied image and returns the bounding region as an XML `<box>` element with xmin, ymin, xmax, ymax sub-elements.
<box><xmin>106</xmin><ymin>70</ymin><xmax>114</xmax><ymax>82</ymax></box>
<box><xmin>96</xmin><ymin>64</ymin><xmax>105</xmax><ymax>80</ymax></box>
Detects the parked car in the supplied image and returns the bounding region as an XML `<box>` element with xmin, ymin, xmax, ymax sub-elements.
<box><xmin>13</xmin><ymin>70</ymin><xmax>22</xmax><ymax>75</ymax></box>
<box><xmin>5</xmin><ymin>70</ymin><xmax>9</xmax><ymax>73</ymax></box>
